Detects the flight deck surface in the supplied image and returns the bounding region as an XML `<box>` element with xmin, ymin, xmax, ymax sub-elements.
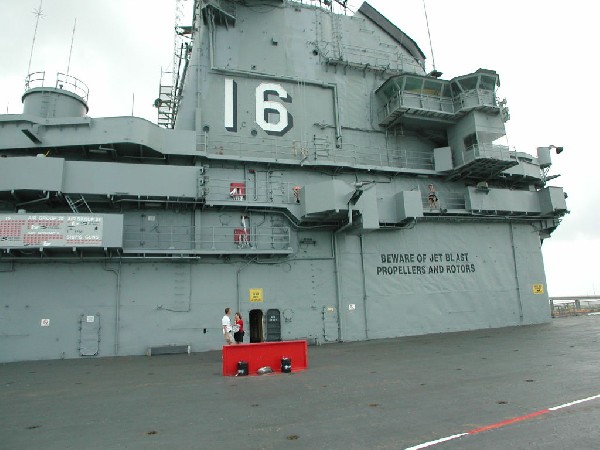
<box><xmin>2</xmin><ymin>315</ymin><xmax>599</xmax><ymax>449</ymax></box>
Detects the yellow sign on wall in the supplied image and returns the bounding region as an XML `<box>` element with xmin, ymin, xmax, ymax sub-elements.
<box><xmin>532</xmin><ymin>284</ymin><xmax>544</xmax><ymax>294</ymax></box>
<box><xmin>249</xmin><ymin>288</ymin><xmax>263</xmax><ymax>302</ymax></box>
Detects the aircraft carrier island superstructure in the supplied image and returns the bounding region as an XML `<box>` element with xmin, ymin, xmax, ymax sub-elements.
<box><xmin>0</xmin><ymin>0</ymin><xmax>567</xmax><ymax>363</ymax></box>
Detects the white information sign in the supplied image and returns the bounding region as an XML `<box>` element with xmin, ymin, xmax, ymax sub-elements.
<box><xmin>0</xmin><ymin>214</ymin><xmax>104</xmax><ymax>248</ymax></box>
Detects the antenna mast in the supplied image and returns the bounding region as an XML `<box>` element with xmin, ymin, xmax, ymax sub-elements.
<box><xmin>66</xmin><ymin>18</ymin><xmax>77</xmax><ymax>75</ymax></box>
<box><xmin>27</xmin><ymin>0</ymin><xmax>44</xmax><ymax>75</ymax></box>
<box><xmin>422</xmin><ymin>0</ymin><xmax>440</xmax><ymax>77</ymax></box>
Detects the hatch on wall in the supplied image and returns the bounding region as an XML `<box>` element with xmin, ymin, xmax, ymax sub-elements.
<box><xmin>265</xmin><ymin>308</ymin><xmax>281</xmax><ymax>342</ymax></box>
<box><xmin>79</xmin><ymin>313</ymin><xmax>100</xmax><ymax>356</ymax></box>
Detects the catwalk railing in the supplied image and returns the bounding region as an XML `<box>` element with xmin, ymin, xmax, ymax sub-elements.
<box><xmin>197</xmin><ymin>132</ymin><xmax>435</xmax><ymax>170</ymax></box>
<box><xmin>378</xmin><ymin>89</ymin><xmax>498</xmax><ymax>126</ymax></box>
<box><xmin>122</xmin><ymin>224</ymin><xmax>291</xmax><ymax>254</ymax></box>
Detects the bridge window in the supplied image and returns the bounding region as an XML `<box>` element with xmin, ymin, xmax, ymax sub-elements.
<box><xmin>458</xmin><ymin>76</ymin><xmax>478</xmax><ymax>91</ymax></box>
<box><xmin>479</xmin><ymin>75</ymin><xmax>497</xmax><ymax>91</ymax></box>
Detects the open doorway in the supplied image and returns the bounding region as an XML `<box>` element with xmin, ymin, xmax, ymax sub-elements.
<box><xmin>249</xmin><ymin>309</ymin><xmax>264</xmax><ymax>343</ymax></box>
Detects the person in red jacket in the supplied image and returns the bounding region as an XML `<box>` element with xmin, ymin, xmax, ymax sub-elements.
<box><xmin>233</xmin><ymin>312</ymin><xmax>245</xmax><ymax>344</ymax></box>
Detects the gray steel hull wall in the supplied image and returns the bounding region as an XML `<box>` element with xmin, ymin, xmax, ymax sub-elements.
<box><xmin>0</xmin><ymin>222</ymin><xmax>549</xmax><ymax>363</ymax></box>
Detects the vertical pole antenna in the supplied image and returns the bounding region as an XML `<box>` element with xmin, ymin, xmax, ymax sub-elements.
<box><xmin>67</xmin><ymin>18</ymin><xmax>77</xmax><ymax>75</ymax></box>
<box><xmin>422</xmin><ymin>0</ymin><xmax>437</xmax><ymax>71</ymax></box>
<box><xmin>27</xmin><ymin>0</ymin><xmax>44</xmax><ymax>75</ymax></box>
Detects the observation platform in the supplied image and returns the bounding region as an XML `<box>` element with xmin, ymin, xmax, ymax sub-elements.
<box><xmin>376</xmin><ymin>70</ymin><xmax>503</xmax><ymax>128</ymax></box>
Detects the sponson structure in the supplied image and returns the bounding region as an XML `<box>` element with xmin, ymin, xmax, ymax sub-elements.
<box><xmin>0</xmin><ymin>0</ymin><xmax>567</xmax><ymax>363</ymax></box>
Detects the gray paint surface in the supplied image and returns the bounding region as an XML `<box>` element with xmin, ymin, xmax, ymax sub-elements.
<box><xmin>0</xmin><ymin>1</ymin><xmax>565</xmax><ymax>363</ymax></box>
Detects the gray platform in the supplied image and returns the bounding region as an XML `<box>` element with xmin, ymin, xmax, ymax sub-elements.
<box><xmin>2</xmin><ymin>316</ymin><xmax>600</xmax><ymax>449</ymax></box>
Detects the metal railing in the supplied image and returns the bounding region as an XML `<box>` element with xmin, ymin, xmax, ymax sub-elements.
<box><xmin>319</xmin><ymin>41</ymin><xmax>425</xmax><ymax>74</ymax></box>
<box><xmin>24</xmin><ymin>71</ymin><xmax>89</xmax><ymax>102</ymax></box>
<box><xmin>203</xmin><ymin>0</ymin><xmax>236</xmax><ymax>17</ymax></box>
<box><xmin>207</xmin><ymin>177</ymin><xmax>300</xmax><ymax>204</ymax></box>
<box><xmin>421</xmin><ymin>191</ymin><xmax>466</xmax><ymax>210</ymax></box>
<box><xmin>379</xmin><ymin>91</ymin><xmax>454</xmax><ymax>124</ymax></box>
<box><xmin>550</xmin><ymin>296</ymin><xmax>600</xmax><ymax>318</ymax></box>
<box><xmin>454</xmin><ymin>89</ymin><xmax>497</xmax><ymax>114</ymax></box>
<box><xmin>379</xmin><ymin>89</ymin><xmax>498</xmax><ymax>125</ymax></box>
<box><xmin>56</xmin><ymin>73</ymin><xmax>89</xmax><ymax>101</ymax></box>
<box><xmin>123</xmin><ymin>224</ymin><xmax>291</xmax><ymax>253</ymax></box>
<box><xmin>462</xmin><ymin>144</ymin><xmax>515</xmax><ymax>165</ymax></box>
<box><xmin>197</xmin><ymin>132</ymin><xmax>435</xmax><ymax>171</ymax></box>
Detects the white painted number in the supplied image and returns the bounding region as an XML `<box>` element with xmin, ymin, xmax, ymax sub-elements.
<box><xmin>255</xmin><ymin>83</ymin><xmax>293</xmax><ymax>135</ymax></box>
<box><xmin>224</xmin><ymin>78</ymin><xmax>237</xmax><ymax>132</ymax></box>
<box><xmin>224</xmin><ymin>79</ymin><xmax>293</xmax><ymax>136</ymax></box>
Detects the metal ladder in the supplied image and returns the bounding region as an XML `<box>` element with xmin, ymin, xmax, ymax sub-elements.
<box><xmin>313</xmin><ymin>135</ymin><xmax>331</xmax><ymax>160</ymax></box>
<box><xmin>65</xmin><ymin>195</ymin><xmax>92</xmax><ymax>213</ymax></box>
<box><xmin>270</xmin><ymin>216</ymin><xmax>289</xmax><ymax>249</ymax></box>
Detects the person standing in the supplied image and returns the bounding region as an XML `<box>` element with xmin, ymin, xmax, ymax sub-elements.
<box><xmin>222</xmin><ymin>307</ymin><xmax>233</xmax><ymax>345</ymax></box>
<box><xmin>427</xmin><ymin>184</ymin><xmax>438</xmax><ymax>209</ymax></box>
<box><xmin>233</xmin><ymin>312</ymin><xmax>245</xmax><ymax>344</ymax></box>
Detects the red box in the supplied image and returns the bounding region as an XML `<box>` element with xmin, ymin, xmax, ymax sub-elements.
<box><xmin>222</xmin><ymin>340</ymin><xmax>308</xmax><ymax>376</ymax></box>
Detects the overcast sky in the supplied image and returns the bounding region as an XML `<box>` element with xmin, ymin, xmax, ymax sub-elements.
<box><xmin>1</xmin><ymin>0</ymin><xmax>597</xmax><ymax>296</ymax></box>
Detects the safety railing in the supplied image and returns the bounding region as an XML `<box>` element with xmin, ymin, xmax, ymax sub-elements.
<box><xmin>453</xmin><ymin>90</ymin><xmax>497</xmax><ymax>115</ymax></box>
<box><xmin>378</xmin><ymin>89</ymin><xmax>498</xmax><ymax>126</ymax></box>
<box><xmin>24</xmin><ymin>71</ymin><xmax>46</xmax><ymax>91</ymax></box>
<box><xmin>197</xmin><ymin>132</ymin><xmax>435</xmax><ymax>171</ymax></box>
<box><xmin>420</xmin><ymin>190</ymin><xmax>466</xmax><ymax>211</ymax></box>
<box><xmin>379</xmin><ymin>91</ymin><xmax>454</xmax><ymax>124</ymax></box>
<box><xmin>122</xmin><ymin>224</ymin><xmax>291</xmax><ymax>253</ymax></box>
<box><xmin>55</xmin><ymin>72</ymin><xmax>89</xmax><ymax>101</ymax></box>
<box><xmin>24</xmin><ymin>71</ymin><xmax>89</xmax><ymax>102</ymax></box>
<box><xmin>551</xmin><ymin>299</ymin><xmax>600</xmax><ymax>318</ymax></box>
<box><xmin>207</xmin><ymin>177</ymin><xmax>300</xmax><ymax>204</ymax></box>
<box><xmin>462</xmin><ymin>144</ymin><xmax>515</xmax><ymax>165</ymax></box>
<box><xmin>320</xmin><ymin>41</ymin><xmax>425</xmax><ymax>74</ymax></box>
<box><xmin>203</xmin><ymin>0</ymin><xmax>236</xmax><ymax>16</ymax></box>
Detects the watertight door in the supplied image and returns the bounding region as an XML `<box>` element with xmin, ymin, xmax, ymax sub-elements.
<box><xmin>322</xmin><ymin>306</ymin><xmax>339</xmax><ymax>342</ymax></box>
<box><xmin>79</xmin><ymin>313</ymin><xmax>100</xmax><ymax>356</ymax></box>
<box><xmin>265</xmin><ymin>308</ymin><xmax>281</xmax><ymax>342</ymax></box>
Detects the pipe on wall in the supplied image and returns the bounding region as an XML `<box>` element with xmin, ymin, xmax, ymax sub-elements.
<box><xmin>103</xmin><ymin>260</ymin><xmax>122</xmax><ymax>355</ymax></box>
